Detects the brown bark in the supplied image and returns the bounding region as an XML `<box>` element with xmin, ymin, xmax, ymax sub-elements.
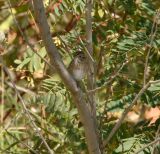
<box><xmin>85</xmin><ymin>0</ymin><xmax>101</xmax><ymax>152</ymax></box>
<box><xmin>32</xmin><ymin>0</ymin><xmax>101</xmax><ymax>153</ymax></box>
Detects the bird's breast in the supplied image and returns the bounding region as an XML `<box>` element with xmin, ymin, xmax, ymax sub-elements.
<box><xmin>72</xmin><ymin>69</ymin><xmax>85</xmax><ymax>81</ymax></box>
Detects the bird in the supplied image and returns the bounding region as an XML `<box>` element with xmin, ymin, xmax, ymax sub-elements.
<box><xmin>68</xmin><ymin>51</ymin><xmax>88</xmax><ymax>81</ymax></box>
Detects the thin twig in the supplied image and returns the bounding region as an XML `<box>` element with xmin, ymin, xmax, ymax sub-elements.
<box><xmin>57</xmin><ymin>35</ymin><xmax>73</xmax><ymax>58</ymax></box>
<box><xmin>1</xmin><ymin>61</ymin><xmax>54</xmax><ymax>154</ymax></box>
<box><xmin>135</xmin><ymin>138</ymin><xmax>160</xmax><ymax>154</ymax></box>
<box><xmin>88</xmin><ymin>59</ymin><xmax>129</xmax><ymax>93</ymax></box>
<box><xmin>74</xmin><ymin>30</ymin><xmax>95</xmax><ymax>63</ymax></box>
<box><xmin>152</xmin><ymin>124</ymin><xmax>160</xmax><ymax>154</ymax></box>
<box><xmin>5</xmin><ymin>81</ymin><xmax>36</xmax><ymax>96</ymax></box>
<box><xmin>143</xmin><ymin>11</ymin><xmax>160</xmax><ymax>86</ymax></box>
<box><xmin>103</xmin><ymin>79</ymin><xmax>160</xmax><ymax>147</ymax></box>
<box><xmin>3</xmin><ymin>112</ymin><xmax>23</xmax><ymax>130</ymax></box>
<box><xmin>3</xmin><ymin>129</ymin><xmax>38</xmax><ymax>154</ymax></box>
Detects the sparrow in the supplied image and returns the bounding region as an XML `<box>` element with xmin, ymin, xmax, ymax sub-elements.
<box><xmin>68</xmin><ymin>51</ymin><xmax>88</xmax><ymax>81</ymax></box>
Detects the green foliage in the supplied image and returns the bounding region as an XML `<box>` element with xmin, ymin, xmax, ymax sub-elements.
<box><xmin>14</xmin><ymin>47</ymin><xmax>47</xmax><ymax>72</ymax></box>
<box><xmin>0</xmin><ymin>0</ymin><xmax>160</xmax><ymax>153</ymax></box>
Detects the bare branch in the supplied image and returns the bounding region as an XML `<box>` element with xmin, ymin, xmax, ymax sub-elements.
<box><xmin>88</xmin><ymin>59</ymin><xmax>129</xmax><ymax>93</ymax></box>
<box><xmin>135</xmin><ymin>138</ymin><xmax>160</xmax><ymax>154</ymax></box>
<box><xmin>4</xmin><ymin>129</ymin><xmax>38</xmax><ymax>154</ymax></box>
<box><xmin>85</xmin><ymin>0</ymin><xmax>101</xmax><ymax>150</ymax></box>
<box><xmin>86</xmin><ymin>0</ymin><xmax>95</xmax><ymax>93</ymax></box>
<box><xmin>103</xmin><ymin>79</ymin><xmax>160</xmax><ymax>147</ymax></box>
<box><xmin>32</xmin><ymin>0</ymin><xmax>101</xmax><ymax>153</ymax></box>
<box><xmin>85</xmin><ymin>0</ymin><xmax>96</xmax><ymax>114</ymax></box>
<box><xmin>5</xmin><ymin>81</ymin><xmax>36</xmax><ymax>96</ymax></box>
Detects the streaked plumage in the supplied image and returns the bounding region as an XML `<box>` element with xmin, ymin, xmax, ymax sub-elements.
<box><xmin>68</xmin><ymin>51</ymin><xmax>88</xmax><ymax>81</ymax></box>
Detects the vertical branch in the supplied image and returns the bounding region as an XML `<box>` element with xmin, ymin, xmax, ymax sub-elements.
<box><xmin>86</xmin><ymin>0</ymin><xmax>93</xmax><ymax>57</ymax></box>
<box><xmin>85</xmin><ymin>0</ymin><xmax>96</xmax><ymax>118</ymax></box>
<box><xmin>86</xmin><ymin>0</ymin><xmax>101</xmax><ymax>151</ymax></box>
<box><xmin>85</xmin><ymin>0</ymin><xmax>95</xmax><ymax>123</ymax></box>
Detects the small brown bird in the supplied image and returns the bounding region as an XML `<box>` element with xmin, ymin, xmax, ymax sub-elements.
<box><xmin>68</xmin><ymin>51</ymin><xmax>88</xmax><ymax>81</ymax></box>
